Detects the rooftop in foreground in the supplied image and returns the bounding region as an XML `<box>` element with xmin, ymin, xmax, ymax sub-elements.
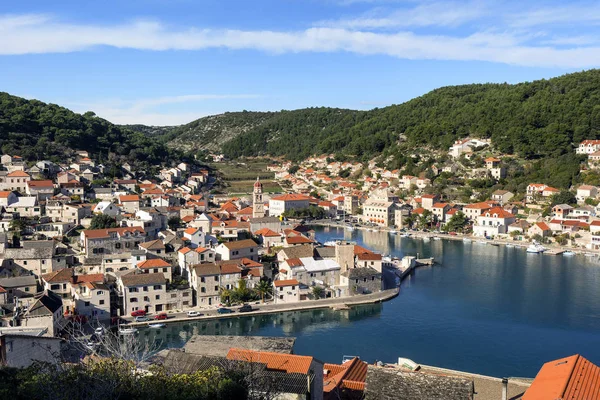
<box><xmin>182</xmin><ymin>335</ymin><xmax>296</xmax><ymax>357</ymax></box>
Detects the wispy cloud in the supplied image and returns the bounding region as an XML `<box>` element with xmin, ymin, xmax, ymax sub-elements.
<box><xmin>2</xmin><ymin>13</ymin><xmax>600</xmax><ymax>68</ymax></box>
<box><xmin>61</xmin><ymin>94</ymin><xmax>262</xmax><ymax>125</ymax></box>
<box><xmin>318</xmin><ymin>1</ymin><xmax>489</xmax><ymax>29</ymax></box>
<box><xmin>508</xmin><ymin>4</ymin><xmax>600</xmax><ymax>28</ymax></box>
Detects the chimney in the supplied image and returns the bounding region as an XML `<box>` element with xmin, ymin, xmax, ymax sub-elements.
<box><xmin>501</xmin><ymin>378</ymin><xmax>508</xmax><ymax>400</ymax></box>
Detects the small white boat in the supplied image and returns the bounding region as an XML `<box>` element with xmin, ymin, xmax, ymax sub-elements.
<box><xmin>505</xmin><ymin>244</ymin><xmax>515</xmax><ymax>248</ymax></box>
<box><xmin>346</xmin><ymin>226</ymin><xmax>354</xmax><ymax>232</ymax></box>
<box><xmin>119</xmin><ymin>327</ymin><xmax>138</xmax><ymax>335</ymax></box>
<box><xmin>148</xmin><ymin>323</ymin><xmax>166</xmax><ymax>329</ymax></box>
<box><xmin>563</xmin><ymin>251</ymin><xmax>576</xmax><ymax>256</ymax></box>
<box><xmin>527</xmin><ymin>243</ymin><xmax>546</xmax><ymax>253</ymax></box>
<box><xmin>462</xmin><ymin>238</ymin><xmax>472</xmax><ymax>243</ymax></box>
<box><xmin>477</xmin><ymin>240</ymin><xmax>487</xmax><ymax>244</ymax></box>
<box><xmin>422</xmin><ymin>237</ymin><xmax>430</xmax><ymax>242</ymax></box>
<box><xmin>432</xmin><ymin>236</ymin><xmax>441</xmax><ymax>241</ymax></box>
<box><xmin>400</xmin><ymin>233</ymin><xmax>411</xmax><ymax>238</ymax></box>
<box><xmin>585</xmin><ymin>253</ymin><xmax>596</xmax><ymax>257</ymax></box>
<box><xmin>389</xmin><ymin>230</ymin><xmax>397</xmax><ymax>234</ymax></box>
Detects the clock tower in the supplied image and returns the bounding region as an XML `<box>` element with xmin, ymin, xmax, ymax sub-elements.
<box><xmin>252</xmin><ymin>177</ymin><xmax>265</xmax><ymax>218</ymax></box>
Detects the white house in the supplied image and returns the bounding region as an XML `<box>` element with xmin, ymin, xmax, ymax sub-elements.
<box><xmin>273</xmin><ymin>279</ymin><xmax>300</xmax><ymax>304</ymax></box>
<box><xmin>215</xmin><ymin>239</ymin><xmax>259</xmax><ymax>261</ymax></box>
<box><xmin>473</xmin><ymin>207</ymin><xmax>516</xmax><ymax>237</ymax></box>
<box><xmin>268</xmin><ymin>194</ymin><xmax>311</xmax><ymax>217</ymax></box>
<box><xmin>93</xmin><ymin>201</ymin><xmax>120</xmax><ymax>216</ymax></box>
<box><xmin>576</xmin><ymin>140</ymin><xmax>600</xmax><ymax>154</ymax></box>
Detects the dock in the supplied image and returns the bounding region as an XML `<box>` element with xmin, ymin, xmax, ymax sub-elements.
<box><xmin>543</xmin><ymin>249</ymin><xmax>564</xmax><ymax>255</ymax></box>
<box><xmin>385</xmin><ymin>256</ymin><xmax>436</xmax><ymax>282</ymax></box>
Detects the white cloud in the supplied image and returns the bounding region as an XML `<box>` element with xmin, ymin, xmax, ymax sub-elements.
<box><xmin>508</xmin><ymin>4</ymin><xmax>600</xmax><ymax>28</ymax></box>
<box><xmin>318</xmin><ymin>1</ymin><xmax>489</xmax><ymax>29</ymax></box>
<box><xmin>61</xmin><ymin>94</ymin><xmax>261</xmax><ymax>125</ymax></box>
<box><xmin>1</xmin><ymin>13</ymin><xmax>600</xmax><ymax>68</ymax></box>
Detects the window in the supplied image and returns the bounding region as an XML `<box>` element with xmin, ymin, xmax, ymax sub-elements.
<box><xmin>143</xmin><ymin>286</ymin><xmax>149</xmax><ymax>292</ymax></box>
<box><xmin>25</xmin><ymin>287</ymin><xmax>30</xmax><ymax>292</ymax></box>
<box><xmin>153</xmin><ymin>285</ymin><xmax>162</xmax><ymax>290</ymax></box>
<box><xmin>372</xmin><ymin>276</ymin><xmax>375</xmax><ymax>281</ymax></box>
<box><xmin>41</xmin><ymin>260</ymin><xmax>46</xmax><ymax>265</ymax></box>
<box><xmin>85</xmin><ymin>301</ymin><xmax>90</xmax><ymax>307</ymax></box>
<box><xmin>291</xmin><ymin>286</ymin><xmax>295</xmax><ymax>290</ymax></box>
<box><xmin>50</xmin><ymin>284</ymin><xmax>60</xmax><ymax>290</ymax></box>
<box><xmin>23</xmin><ymin>261</ymin><xmax>27</xmax><ymax>265</ymax></box>
<box><xmin>155</xmin><ymin>295</ymin><xmax>160</xmax><ymax>300</ymax></box>
<box><xmin>200</xmin><ymin>277</ymin><xmax>205</xmax><ymax>283</ymax></box>
<box><xmin>99</xmin><ymin>300</ymin><xmax>105</xmax><ymax>305</ymax></box>
<box><xmin>214</xmin><ymin>276</ymin><xmax>218</xmax><ymax>281</ymax></box>
<box><xmin>183</xmin><ymin>301</ymin><xmax>189</xmax><ymax>306</ymax></box>
<box><xmin>163</xmin><ymin>268</ymin><xmax>167</xmax><ymax>272</ymax></box>
<box><xmin>144</xmin><ymin>296</ymin><xmax>150</xmax><ymax>302</ymax></box>
<box><xmin>130</xmin><ymin>297</ymin><xmax>138</xmax><ymax>302</ymax></box>
<box><xmin>201</xmin><ymin>287</ymin><xmax>206</xmax><ymax>293</ymax></box>
<box><xmin>355</xmin><ymin>279</ymin><xmax>359</xmax><ymax>284</ymax></box>
<box><xmin>250</xmin><ymin>248</ymin><xmax>254</xmax><ymax>253</ymax></box>
<box><xmin>129</xmin><ymin>288</ymin><xmax>138</xmax><ymax>293</ymax></box>
<box><xmin>321</xmin><ymin>272</ymin><xmax>325</xmax><ymax>276</ymax></box>
<box><xmin>214</xmin><ymin>286</ymin><xmax>218</xmax><ymax>291</ymax></box>
<box><xmin>279</xmin><ymin>295</ymin><xmax>283</xmax><ymax>300</ymax></box>
<box><xmin>115</xmin><ymin>243</ymin><xmax>121</xmax><ymax>249</ymax></box>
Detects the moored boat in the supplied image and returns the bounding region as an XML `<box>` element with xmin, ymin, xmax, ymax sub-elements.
<box><xmin>563</xmin><ymin>251</ymin><xmax>576</xmax><ymax>256</ymax></box>
<box><xmin>462</xmin><ymin>238</ymin><xmax>472</xmax><ymax>243</ymax></box>
<box><xmin>527</xmin><ymin>242</ymin><xmax>546</xmax><ymax>253</ymax></box>
<box><xmin>148</xmin><ymin>323</ymin><xmax>166</xmax><ymax>329</ymax></box>
<box><xmin>119</xmin><ymin>327</ymin><xmax>138</xmax><ymax>335</ymax></box>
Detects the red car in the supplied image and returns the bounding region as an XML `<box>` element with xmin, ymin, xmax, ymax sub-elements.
<box><xmin>131</xmin><ymin>310</ymin><xmax>146</xmax><ymax>317</ymax></box>
<box><xmin>154</xmin><ymin>313</ymin><xmax>168</xmax><ymax>320</ymax></box>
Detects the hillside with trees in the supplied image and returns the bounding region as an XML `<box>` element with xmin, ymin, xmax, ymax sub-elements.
<box><xmin>218</xmin><ymin>70</ymin><xmax>600</xmax><ymax>162</ymax></box>
<box><xmin>0</xmin><ymin>92</ymin><xmax>183</xmax><ymax>173</ymax></box>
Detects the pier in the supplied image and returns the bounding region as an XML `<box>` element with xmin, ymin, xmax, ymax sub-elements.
<box><xmin>384</xmin><ymin>255</ymin><xmax>436</xmax><ymax>282</ymax></box>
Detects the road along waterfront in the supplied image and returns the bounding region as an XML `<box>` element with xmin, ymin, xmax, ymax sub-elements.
<box><xmin>140</xmin><ymin>225</ymin><xmax>600</xmax><ymax>378</ymax></box>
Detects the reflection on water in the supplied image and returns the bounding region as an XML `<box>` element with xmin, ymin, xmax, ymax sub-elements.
<box><xmin>140</xmin><ymin>303</ymin><xmax>383</xmax><ymax>351</ymax></box>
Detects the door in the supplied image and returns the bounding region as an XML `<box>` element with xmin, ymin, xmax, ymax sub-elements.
<box><xmin>208</xmin><ymin>297</ymin><xmax>212</xmax><ymax>305</ymax></box>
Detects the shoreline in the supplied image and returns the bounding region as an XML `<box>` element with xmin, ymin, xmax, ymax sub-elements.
<box><xmin>128</xmin><ymin>287</ymin><xmax>399</xmax><ymax>328</ymax></box>
<box><xmin>313</xmin><ymin>221</ymin><xmax>600</xmax><ymax>257</ymax></box>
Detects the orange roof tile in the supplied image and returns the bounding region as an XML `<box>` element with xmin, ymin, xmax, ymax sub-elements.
<box><xmin>178</xmin><ymin>247</ymin><xmax>192</xmax><ymax>254</ymax></box>
<box><xmin>523</xmin><ymin>354</ymin><xmax>600</xmax><ymax>400</ymax></box>
<box><xmin>27</xmin><ymin>180</ymin><xmax>53</xmax><ymax>188</ymax></box>
<box><xmin>7</xmin><ymin>170</ymin><xmax>30</xmax><ymax>177</ymax></box>
<box><xmin>270</xmin><ymin>193</ymin><xmax>311</xmax><ymax>202</ymax></box>
<box><xmin>273</xmin><ymin>279</ymin><xmax>300</xmax><ymax>287</ymax></box>
<box><xmin>285</xmin><ymin>236</ymin><xmax>314</xmax><ymax>244</ymax></box>
<box><xmin>285</xmin><ymin>258</ymin><xmax>304</xmax><ymax>267</ymax></box>
<box><xmin>83</xmin><ymin>226</ymin><xmax>145</xmax><ymax>239</ymax></box>
<box><xmin>226</xmin><ymin>348</ymin><xmax>312</xmax><ymax>375</ymax></box>
<box><xmin>119</xmin><ymin>195</ymin><xmax>140</xmax><ymax>202</ymax></box>
<box><xmin>323</xmin><ymin>357</ymin><xmax>368</xmax><ymax>393</ymax></box>
<box><xmin>0</xmin><ymin>191</ymin><xmax>13</xmax><ymax>198</ymax></box>
<box><xmin>254</xmin><ymin>228</ymin><xmax>281</xmax><ymax>237</ymax></box>
<box><xmin>137</xmin><ymin>259</ymin><xmax>171</xmax><ymax>269</ymax></box>
<box><xmin>184</xmin><ymin>227</ymin><xmax>199</xmax><ymax>235</ymax></box>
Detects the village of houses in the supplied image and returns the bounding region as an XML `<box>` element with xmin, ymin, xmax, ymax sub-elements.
<box><xmin>0</xmin><ymin>150</ymin><xmax>388</xmax><ymax>340</ymax></box>
<box><xmin>2</xmin><ymin>137</ymin><xmax>600</xmax><ymax>338</ymax></box>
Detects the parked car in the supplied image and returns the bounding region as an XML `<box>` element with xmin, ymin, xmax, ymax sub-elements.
<box><xmin>154</xmin><ymin>313</ymin><xmax>168</xmax><ymax>320</ymax></box>
<box><xmin>217</xmin><ymin>307</ymin><xmax>234</xmax><ymax>314</ymax></box>
<box><xmin>131</xmin><ymin>310</ymin><xmax>146</xmax><ymax>317</ymax></box>
<box><xmin>135</xmin><ymin>316</ymin><xmax>150</xmax><ymax>322</ymax></box>
<box><xmin>239</xmin><ymin>304</ymin><xmax>255</xmax><ymax>313</ymax></box>
<box><xmin>187</xmin><ymin>311</ymin><xmax>203</xmax><ymax>317</ymax></box>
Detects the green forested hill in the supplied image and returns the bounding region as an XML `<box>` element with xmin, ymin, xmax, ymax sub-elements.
<box><xmin>0</xmin><ymin>92</ymin><xmax>181</xmax><ymax>172</ymax></box>
<box><xmin>217</xmin><ymin>70</ymin><xmax>600</xmax><ymax>161</ymax></box>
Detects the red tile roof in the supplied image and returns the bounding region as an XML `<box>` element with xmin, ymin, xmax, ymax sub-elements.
<box><xmin>254</xmin><ymin>228</ymin><xmax>281</xmax><ymax>237</ymax></box>
<box><xmin>119</xmin><ymin>195</ymin><xmax>140</xmax><ymax>202</ymax></box>
<box><xmin>137</xmin><ymin>259</ymin><xmax>171</xmax><ymax>269</ymax></box>
<box><xmin>483</xmin><ymin>206</ymin><xmax>515</xmax><ymax>219</ymax></box>
<box><xmin>27</xmin><ymin>180</ymin><xmax>53</xmax><ymax>188</ymax></box>
<box><xmin>323</xmin><ymin>357</ymin><xmax>368</xmax><ymax>393</ymax></box>
<box><xmin>0</xmin><ymin>191</ymin><xmax>13</xmax><ymax>198</ymax></box>
<box><xmin>285</xmin><ymin>258</ymin><xmax>304</xmax><ymax>267</ymax></box>
<box><xmin>273</xmin><ymin>279</ymin><xmax>299</xmax><ymax>287</ymax></box>
<box><xmin>82</xmin><ymin>226</ymin><xmax>145</xmax><ymax>239</ymax></box>
<box><xmin>523</xmin><ymin>354</ymin><xmax>600</xmax><ymax>400</ymax></box>
<box><xmin>270</xmin><ymin>193</ymin><xmax>311</xmax><ymax>202</ymax></box>
<box><xmin>184</xmin><ymin>227</ymin><xmax>199</xmax><ymax>235</ymax></box>
<box><xmin>226</xmin><ymin>348</ymin><xmax>313</xmax><ymax>374</ymax></box>
<box><xmin>285</xmin><ymin>236</ymin><xmax>314</xmax><ymax>245</ymax></box>
<box><xmin>7</xmin><ymin>170</ymin><xmax>30</xmax><ymax>177</ymax></box>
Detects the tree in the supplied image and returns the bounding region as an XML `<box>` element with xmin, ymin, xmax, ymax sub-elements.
<box><xmin>287</xmin><ymin>165</ymin><xmax>299</xmax><ymax>175</ymax></box>
<box><xmin>89</xmin><ymin>214</ymin><xmax>117</xmax><ymax>230</ymax></box>
<box><xmin>167</xmin><ymin>216</ymin><xmax>182</xmax><ymax>230</ymax></box>
<box><xmin>443</xmin><ymin>211</ymin><xmax>467</xmax><ymax>233</ymax></box>
<box><xmin>312</xmin><ymin>286</ymin><xmax>325</xmax><ymax>300</ymax></box>
<box><xmin>254</xmin><ymin>280</ymin><xmax>272</xmax><ymax>303</ymax></box>
<box><xmin>550</xmin><ymin>190</ymin><xmax>577</xmax><ymax>206</ymax></box>
<box><xmin>9</xmin><ymin>219</ymin><xmax>28</xmax><ymax>236</ymax></box>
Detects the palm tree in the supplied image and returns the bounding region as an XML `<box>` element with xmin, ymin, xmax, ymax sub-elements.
<box><xmin>255</xmin><ymin>280</ymin><xmax>272</xmax><ymax>303</ymax></box>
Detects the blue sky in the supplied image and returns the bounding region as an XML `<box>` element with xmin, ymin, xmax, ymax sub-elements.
<box><xmin>1</xmin><ymin>0</ymin><xmax>598</xmax><ymax>125</ymax></box>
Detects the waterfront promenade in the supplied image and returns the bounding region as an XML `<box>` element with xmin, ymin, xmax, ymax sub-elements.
<box><xmin>127</xmin><ymin>287</ymin><xmax>399</xmax><ymax>327</ymax></box>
